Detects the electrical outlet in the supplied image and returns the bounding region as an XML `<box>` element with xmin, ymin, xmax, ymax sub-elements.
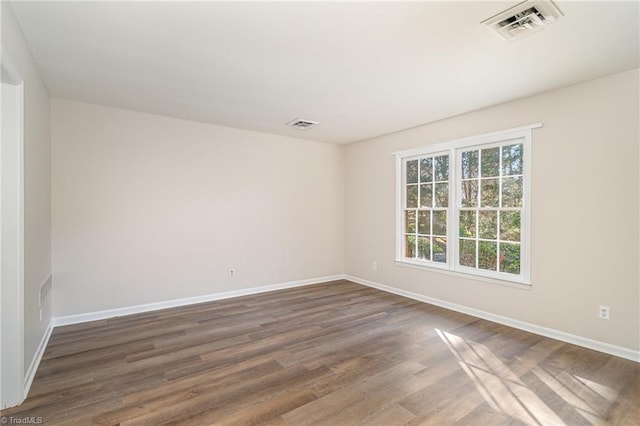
<box><xmin>228</xmin><ymin>268</ymin><xmax>235</xmax><ymax>278</ymax></box>
<box><xmin>372</xmin><ymin>261</ymin><xmax>378</xmax><ymax>270</ymax></box>
<box><xmin>599</xmin><ymin>305</ymin><xmax>610</xmax><ymax>320</ymax></box>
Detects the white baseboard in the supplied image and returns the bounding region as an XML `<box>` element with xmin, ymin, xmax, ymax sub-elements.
<box><xmin>52</xmin><ymin>275</ymin><xmax>345</xmax><ymax>327</ymax></box>
<box><xmin>44</xmin><ymin>272</ymin><xmax>637</xmax><ymax>376</ymax></box>
<box><xmin>345</xmin><ymin>275</ymin><xmax>640</xmax><ymax>363</ymax></box>
<box><xmin>23</xmin><ymin>319</ymin><xmax>54</xmax><ymax>399</ymax></box>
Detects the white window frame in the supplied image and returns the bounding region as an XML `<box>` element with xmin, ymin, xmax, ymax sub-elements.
<box><xmin>394</xmin><ymin>123</ymin><xmax>541</xmax><ymax>287</ymax></box>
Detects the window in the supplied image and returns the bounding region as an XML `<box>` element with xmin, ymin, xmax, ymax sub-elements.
<box><xmin>395</xmin><ymin>124</ymin><xmax>539</xmax><ymax>285</ymax></box>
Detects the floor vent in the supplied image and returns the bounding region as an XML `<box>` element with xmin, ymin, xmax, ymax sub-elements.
<box><xmin>287</xmin><ymin>118</ymin><xmax>319</xmax><ymax>130</ymax></box>
<box><xmin>482</xmin><ymin>0</ymin><xmax>563</xmax><ymax>41</ymax></box>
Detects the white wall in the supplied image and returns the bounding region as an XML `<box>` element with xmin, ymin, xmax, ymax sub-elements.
<box><xmin>1</xmin><ymin>2</ymin><xmax>52</xmax><ymax>377</ymax></box>
<box><xmin>51</xmin><ymin>99</ymin><xmax>344</xmax><ymax>316</ymax></box>
<box><xmin>345</xmin><ymin>69</ymin><xmax>640</xmax><ymax>352</ymax></box>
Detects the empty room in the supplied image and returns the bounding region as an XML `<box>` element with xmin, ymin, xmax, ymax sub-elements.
<box><xmin>1</xmin><ymin>0</ymin><xmax>639</xmax><ymax>424</ymax></box>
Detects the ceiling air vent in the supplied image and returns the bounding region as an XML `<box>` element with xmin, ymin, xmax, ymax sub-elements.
<box><xmin>286</xmin><ymin>118</ymin><xmax>319</xmax><ymax>130</ymax></box>
<box><xmin>482</xmin><ymin>0</ymin><xmax>563</xmax><ymax>41</ymax></box>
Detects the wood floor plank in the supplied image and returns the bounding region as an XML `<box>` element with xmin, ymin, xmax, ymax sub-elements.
<box><xmin>212</xmin><ymin>390</ymin><xmax>318</xmax><ymax>426</ymax></box>
<box><xmin>178</xmin><ymin>367</ymin><xmax>333</xmax><ymax>426</ymax></box>
<box><xmin>281</xmin><ymin>361</ymin><xmax>426</xmax><ymax>425</ymax></box>
<box><xmin>357</xmin><ymin>403</ymin><xmax>416</xmax><ymax>426</ymax></box>
<box><xmin>1</xmin><ymin>280</ymin><xmax>637</xmax><ymax>425</ymax></box>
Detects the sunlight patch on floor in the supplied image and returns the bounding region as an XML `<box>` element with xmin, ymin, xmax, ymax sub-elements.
<box><xmin>436</xmin><ymin>328</ymin><xmax>565</xmax><ymax>425</ymax></box>
<box><xmin>573</xmin><ymin>375</ymin><xmax>617</xmax><ymax>402</ymax></box>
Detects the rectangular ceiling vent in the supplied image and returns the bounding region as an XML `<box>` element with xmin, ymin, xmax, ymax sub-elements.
<box><xmin>482</xmin><ymin>0</ymin><xmax>563</xmax><ymax>41</ymax></box>
<box><xmin>287</xmin><ymin>118</ymin><xmax>319</xmax><ymax>130</ymax></box>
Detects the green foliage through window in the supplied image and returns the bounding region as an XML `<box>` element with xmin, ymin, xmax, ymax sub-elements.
<box><xmin>458</xmin><ymin>143</ymin><xmax>524</xmax><ymax>275</ymax></box>
<box><xmin>404</xmin><ymin>153</ymin><xmax>449</xmax><ymax>263</ymax></box>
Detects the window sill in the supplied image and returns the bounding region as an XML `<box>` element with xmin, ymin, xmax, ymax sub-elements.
<box><xmin>394</xmin><ymin>259</ymin><xmax>532</xmax><ymax>290</ymax></box>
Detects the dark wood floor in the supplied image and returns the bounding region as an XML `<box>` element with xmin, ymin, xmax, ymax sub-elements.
<box><xmin>2</xmin><ymin>280</ymin><xmax>638</xmax><ymax>425</ymax></box>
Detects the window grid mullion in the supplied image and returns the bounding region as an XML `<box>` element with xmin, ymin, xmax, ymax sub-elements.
<box><xmin>475</xmin><ymin>148</ymin><xmax>481</xmax><ymax>269</ymax></box>
<box><xmin>431</xmin><ymin>158</ymin><xmax>435</xmax><ymax>262</ymax></box>
<box><xmin>497</xmin><ymin>146</ymin><xmax>503</xmax><ymax>272</ymax></box>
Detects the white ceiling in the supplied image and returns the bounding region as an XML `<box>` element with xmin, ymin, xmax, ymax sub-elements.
<box><xmin>9</xmin><ymin>1</ymin><xmax>640</xmax><ymax>144</ymax></box>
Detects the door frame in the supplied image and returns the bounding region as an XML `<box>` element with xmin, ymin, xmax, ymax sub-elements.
<box><xmin>1</xmin><ymin>54</ymin><xmax>26</xmax><ymax>409</ymax></box>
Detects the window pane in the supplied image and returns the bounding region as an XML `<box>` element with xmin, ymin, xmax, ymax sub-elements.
<box><xmin>434</xmin><ymin>155</ymin><xmax>449</xmax><ymax>181</ymax></box>
<box><xmin>480</xmin><ymin>179</ymin><xmax>499</xmax><ymax>207</ymax></box>
<box><xmin>420</xmin><ymin>184</ymin><xmax>432</xmax><ymax>208</ymax></box>
<box><xmin>481</xmin><ymin>147</ymin><xmax>500</xmax><ymax>177</ymax></box>
<box><xmin>461</xmin><ymin>180</ymin><xmax>478</xmax><ymax>207</ymax></box>
<box><xmin>502</xmin><ymin>144</ymin><xmax>523</xmax><ymax>176</ymax></box>
<box><xmin>500</xmin><ymin>243</ymin><xmax>521</xmax><ymax>274</ymax></box>
<box><xmin>500</xmin><ymin>211</ymin><xmax>521</xmax><ymax>242</ymax></box>
<box><xmin>405</xmin><ymin>210</ymin><xmax>416</xmax><ymax>233</ymax></box>
<box><xmin>417</xmin><ymin>236</ymin><xmax>431</xmax><ymax>260</ymax></box>
<box><xmin>479</xmin><ymin>241</ymin><xmax>497</xmax><ymax>271</ymax></box>
<box><xmin>407</xmin><ymin>185</ymin><xmax>418</xmax><ymax>208</ymax></box>
<box><xmin>418</xmin><ymin>211</ymin><xmax>430</xmax><ymax>235</ymax></box>
<box><xmin>459</xmin><ymin>239</ymin><xmax>476</xmax><ymax>267</ymax></box>
<box><xmin>432</xmin><ymin>210</ymin><xmax>447</xmax><ymax>236</ymax></box>
<box><xmin>405</xmin><ymin>235</ymin><xmax>416</xmax><ymax>258</ymax></box>
<box><xmin>459</xmin><ymin>210</ymin><xmax>476</xmax><ymax>238</ymax></box>
<box><xmin>434</xmin><ymin>183</ymin><xmax>448</xmax><ymax>207</ymax></box>
<box><xmin>420</xmin><ymin>158</ymin><xmax>433</xmax><ymax>182</ymax></box>
<box><xmin>479</xmin><ymin>211</ymin><xmax>498</xmax><ymax>240</ymax></box>
<box><xmin>502</xmin><ymin>176</ymin><xmax>523</xmax><ymax>208</ymax></box>
<box><xmin>461</xmin><ymin>150</ymin><xmax>478</xmax><ymax>179</ymax></box>
<box><xmin>406</xmin><ymin>160</ymin><xmax>419</xmax><ymax>184</ymax></box>
<box><xmin>433</xmin><ymin>237</ymin><xmax>447</xmax><ymax>263</ymax></box>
